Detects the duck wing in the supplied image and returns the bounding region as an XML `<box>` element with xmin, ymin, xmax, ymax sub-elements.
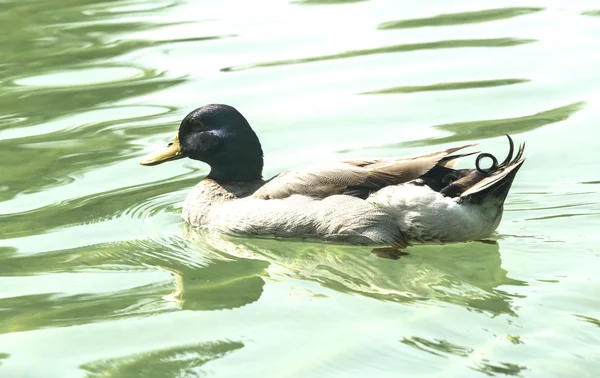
<box><xmin>252</xmin><ymin>144</ymin><xmax>476</xmax><ymax>200</ymax></box>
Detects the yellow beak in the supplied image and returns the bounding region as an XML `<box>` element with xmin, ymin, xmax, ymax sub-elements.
<box><xmin>139</xmin><ymin>134</ymin><xmax>184</xmax><ymax>166</ymax></box>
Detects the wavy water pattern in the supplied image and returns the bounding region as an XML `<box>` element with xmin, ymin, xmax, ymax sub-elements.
<box><xmin>1</xmin><ymin>0</ymin><xmax>600</xmax><ymax>377</ymax></box>
<box><xmin>378</xmin><ymin>7</ymin><xmax>544</xmax><ymax>29</ymax></box>
<box><xmin>221</xmin><ymin>38</ymin><xmax>535</xmax><ymax>72</ymax></box>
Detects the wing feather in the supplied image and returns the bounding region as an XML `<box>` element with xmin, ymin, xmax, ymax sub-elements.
<box><xmin>252</xmin><ymin>144</ymin><xmax>476</xmax><ymax>200</ymax></box>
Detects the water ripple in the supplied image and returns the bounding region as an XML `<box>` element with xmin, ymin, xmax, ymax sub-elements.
<box><xmin>582</xmin><ymin>10</ymin><xmax>600</xmax><ymax>17</ymax></box>
<box><xmin>293</xmin><ymin>0</ymin><xmax>370</xmax><ymax>4</ymax></box>
<box><xmin>0</xmin><ymin>173</ymin><xmax>197</xmax><ymax>239</ymax></box>
<box><xmin>82</xmin><ymin>0</ymin><xmax>177</xmax><ymax>15</ymax></box>
<box><xmin>0</xmin><ymin>280</ymin><xmax>177</xmax><ymax>334</ymax></box>
<box><xmin>401</xmin><ymin>336</ymin><xmax>472</xmax><ymax>357</ymax></box>
<box><xmin>187</xmin><ymin>231</ymin><xmax>525</xmax><ymax>316</ymax></box>
<box><xmin>525</xmin><ymin>212</ymin><xmax>600</xmax><ymax>221</ymax></box>
<box><xmin>470</xmin><ymin>361</ymin><xmax>528</xmax><ymax>376</ymax></box>
<box><xmin>80</xmin><ymin>341</ymin><xmax>245</xmax><ymax>378</ymax></box>
<box><xmin>1</xmin><ymin>0</ymin><xmax>600</xmax><ymax>376</ymax></box>
<box><xmin>378</xmin><ymin>7</ymin><xmax>544</xmax><ymax>29</ymax></box>
<box><xmin>221</xmin><ymin>38</ymin><xmax>536</xmax><ymax>72</ymax></box>
<box><xmin>360</xmin><ymin>78</ymin><xmax>530</xmax><ymax>95</ymax></box>
<box><xmin>339</xmin><ymin>101</ymin><xmax>584</xmax><ymax>152</ymax></box>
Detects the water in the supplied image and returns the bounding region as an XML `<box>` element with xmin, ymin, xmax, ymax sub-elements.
<box><xmin>1</xmin><ymin>0</ymin><xmax>599</xmax><ymax>377</ymax></box>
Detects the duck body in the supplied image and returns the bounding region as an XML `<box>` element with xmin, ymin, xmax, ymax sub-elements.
<box><xmin>141</xmin><ymin>104</ymin><xmax>525</xmax><ymax>247</ymax></box>
<box><xmin>183</xmin><ymin>181</ymin><xmax>405</xmax><ymax>245</ymax></box>
<box><xmin>366</xmin><ymin>184</ymin><xmax>503</xmax><ymax>243</ymax></box>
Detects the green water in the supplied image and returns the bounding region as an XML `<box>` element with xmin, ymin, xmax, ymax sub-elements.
<box><xmin>1</xmin><ymin>0</ymin><xmax>599</xmax><ymax>377</ymax></box>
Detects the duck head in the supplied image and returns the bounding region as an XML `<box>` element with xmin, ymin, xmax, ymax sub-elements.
<box><xmin>140</xmin><ymin>104</ymin><xmax>264</xmax><ymax>182</ymax></box>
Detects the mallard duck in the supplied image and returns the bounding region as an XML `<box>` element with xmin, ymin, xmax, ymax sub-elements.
<box><xmin>140</xmin><ymin>104</ymin><xmax>525</xmax><ymax>248</ymax></box>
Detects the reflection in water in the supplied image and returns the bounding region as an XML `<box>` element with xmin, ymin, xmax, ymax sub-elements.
<box><xmin>1</xmin><ymin>0</ymin><xmax>599</xmax><ymax>376</ymax></box>
<box><xmin>14</xmin><ymin>66</ymin><xmax>154</xmax><ymax>87</ymax></box>
<box><xmin>575</xmin><ymin>315</ymin><xmax>600</xmax><ymax>328</ymax></box>
<box><xmin>0</xmin><ymin>0</ymin><xmax>233</xmax><ymax>204</ymax></box>
<box><xmin>221</xmin><ymin>38</ymin><xmax>535</xmax><ymax>72</ymax></box>
<box><xmin>0</xmin><ymin>0</ymin><xmax>186</xmax><ymax>129</ymax></box>
<box><xmin>378</xmin><ymin>7</ymin><xmax>543</xmax><ymax>29</ymax></box>
<box><xmin>0</xmin><ymin>0</ymin><xmax>190</xmax><ymax>204</ymax></box>
<box><xmin>401</xmin><ymin>336</ymin><xmax>528</xmax><ymax>375</ymax></box>
<box><xmin>0</xmin><ymin>236</ymin><xmax>268</xmax><ymax>334</ymax></box>
<box><xmin>293</xmin><ymin>0</ymin><xmax>370</xmax><ymax>4</ymax></box>
<box><xmin>471</xmin><ymin>360</ymin><xmax>528</xmax><ymax>376</ymax></box>
<box><xmin>185</xmin><ymin>226</ymin><xmax>526</xmax><ymax>317</ymax></box>
<box><xmin>1</xmin><ymin>219</ymin><xmax>522</xmax><ymax>335</ymax></box>
<box><xmin>0</xmin><ymin>281</ymin><xmax>175</xmax><ymax>335</ymax></box>
<box><xmin>0</xmin><ymin>172</ymin><xmax>198</xmax><ymax>239</ymax></box>
<box><xmin>0</xmin><ymin>218</ymin><xmax>520</xmax><ymax>334</ymax></box>
<box><xmin>0</xmin><ymin>104</ymin><xmax>181</xmax><ymax>204</ymax></box>
<box><xmin>525</xmin><ymin>212</ymin><xmax>600</xmax><ymax>221</ymax></box>
<box><xmin>401</xmin><ymin>101</ymin><xmax>584</xmax><ymax>146</ymax></box>
<box><xmin>360</xmin><ymin>78</ymin><xmax>529</xmax><ymax>95</ymax></box>
<box><xmin>401</xmin><ymin>337</ymin><xmax>472</xmax><ymax>357</ymax></box>
<box><xmin>341</xmin><ymin>101</ymin><xmax>584</xmax><ymax>152</ymax></box>
<box><xmin>80</xmin><ymin>341</ymin><xmax>244</xmax><ymax>378</ymax></box>
<box><xmin>158</xmin><ymin>256</ymin><xmax>267</xmax><ymax>311</ymax></box>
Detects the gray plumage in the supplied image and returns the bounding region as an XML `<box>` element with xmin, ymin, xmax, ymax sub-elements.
<box><xmin>184</xmin><ymin>185</ymin><xmax>407</xmax><ymax>246</ymax></box>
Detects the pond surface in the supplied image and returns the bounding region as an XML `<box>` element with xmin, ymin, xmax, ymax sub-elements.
<box><xmin>1</xmin><ymin>0</ymin><xmax>600</xmax><ymax>377</ymax></box>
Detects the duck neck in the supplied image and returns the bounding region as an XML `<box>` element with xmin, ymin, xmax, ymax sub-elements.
<box><xmin>206</xmin><ymin>154</ymin><xmax>263</xmax><ymax>182</ymax></box>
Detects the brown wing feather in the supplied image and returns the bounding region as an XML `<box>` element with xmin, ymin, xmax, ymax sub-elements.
<box><xmin>252</xmin><ymin>144</ymin><xmax>476</xmax><ymax>200</ymax></box>
<box><xmin>252</xmin><ymin>162</ymin><xmax>373</xmax><ymax>199</ymax></box>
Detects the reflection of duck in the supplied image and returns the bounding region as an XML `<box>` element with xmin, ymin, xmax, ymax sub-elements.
<box><xmin>133</xmin><ymin>237</ymin><xmax>269</xmax><ymax>311</ymax></box>
<box><xmin>158</xmin><ymin>257</ymin><xmax>268</xmax><ymax>312</ymax></box>
<box><xmin>184</xmin><ymin>228</ymin><xmax>525</xmax><ymax>316</ymax></box>
<box><xmin>141</xmin><ymin>104</ymin><xmax>525</xmax><ymax>246</ymax></box>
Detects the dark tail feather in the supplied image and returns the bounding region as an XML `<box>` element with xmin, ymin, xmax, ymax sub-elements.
<box><xmin>460</xmin><ymin>137</ymin><xmax>525</xmax><ymax>203</ymax></box>
<box><xmin>500</xmin><ymin>134</ymin><xmax>515</xmax><ymax>166</ymax></box>
<box><xmin>439</xmin><ymin>150</ymin><xmax>480</xmax><ymax>168</ymax></box>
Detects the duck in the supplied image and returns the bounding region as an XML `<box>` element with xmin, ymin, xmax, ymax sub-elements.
<box><xmin>140</xmin><ymin>104</ymin><xmax>525</xmax><ymax>248</ymax></box>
